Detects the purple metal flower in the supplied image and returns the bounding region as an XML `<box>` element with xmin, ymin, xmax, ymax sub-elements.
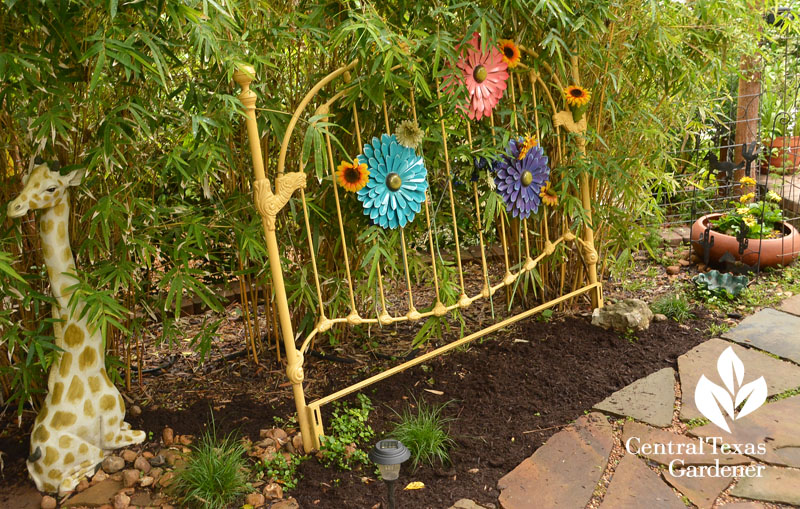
<box><xmin>494</xmin><ymin>137</ymin><xmax>550</xmax><ymax>219</ymax></box>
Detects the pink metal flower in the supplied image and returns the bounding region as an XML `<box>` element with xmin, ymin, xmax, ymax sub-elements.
<box><xmin>444</xmin><ymin>33</ymin><xmax>509</xmax><ymax>121</ymax></box>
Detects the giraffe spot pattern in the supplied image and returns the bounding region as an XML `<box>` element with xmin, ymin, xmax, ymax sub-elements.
<box><xmin>64</xmin><ymin>324</ymin><xmax>84</xmax><ymax>347</ymax></box>
<box><xmin>33</xmin><ymin>425</ymin><xmax>49</xmax><ymax>443</ymax></box>
<box><xmin>54</xmin><ymin>203</ymin><xmax>66</xmax><ymax>215</ymax></box>
<box><xmin>62</xmin><ymin>453</ymin><xmax>74</xmax><ymax>465</ymax></box>
<box><xmin>33</xmin><ymin>463</ymin><xmax>43</xmax><ymax>474</ymax></box>
<box><xmin>80</xmin><ymin>460</ymin><xmax>91</xmax><ymax>468</ymax></box>
<box><xmin>43</xmin><ymin>482</ymin><xmax>55</xmax><ymax>493</ymax></box>
<box><xmin>42</xmin><ymin>244</ymin><xmax>52</xmax><ymax>258</ymax></box>
<box><xmin>47</xmin><ymin>469</ymin><xmax>62</xmax><ymax>480</ymax></box>
<box><xmin>101</xmin><ymin>370</ymin><xmax>114</xmax><ymax>388</ymax></box>
<box><xmin>51</xmin><ymin>382</ymin><xmax>64</xmax><ymax>405</ymax></box>
<box><xmin>108</xmin><ymin>416</ymin><xmax>118</xmax><ymax>427</ymax></box>
<box><xmin>35</xmin><ymin>406</ymin><xmax>48</xmax><ymax>425</ymax></box>
<box><xmin>88</xmin><ymin>376</ymin><xmax>101</xmax><ymax>393</ymax></box>
<box><xmin>41</xmin><ymin>220</ymin><xmax>54</xmax><ymax>234</ymax></box>
<box><xmin>58</xmin><ymin>352</ymin><xmax>73</xmax><ymax>378</ymax></box>
<box><xmin>66</xmin><ymin>375</ymin><xmax>84</xmax><ymax>403</ymax></box>
<box><xmin>78</xmin><ymin>443</ymin><xmax>88</xmax><ymax>454</ymax></box>
<box><xmin>78</xmin><ymin>346</ymin><xmax>97</xmax><ymax>369</ymax></box>
<box><xmin>62</xmin><ymin>247</ymin><xmax>71</xmax><ymax>263</ymax></box>
<box><xmin>99</xmin><ymin>395</ymin><xmax>116</xmax><ymax>412</ymax></box>
<box><xmin>57</xmin><ymin>222</ymin><xmax>65</xmax><ymax>240</ymax></box>
<box><xmin>51</xmin><ymin>411</ymin><xmax>77</xmax><ymax>429</ymax></box>
<box><xmin>59</xmin><ymin>435</ymin><xmax>72</xmax><ymax>448</ymax></box>
<box><xmin>43</xmin><ymin>446</ymin><xmax>59</xmax><ymax>466</ymax></box>
<box><xmin>84</xmin><ymin>399</ymin><xmax>95</xmax><ymax>418</ymax></box>
<box><xmin>104</xmin><ymin>432</ymin><xmax>113</xmax><ymax>443</ymax></box>
<box><xmin>117</xmin><ymin>394</ymin><xmax>125</xmax><ymax>412</ymax></box>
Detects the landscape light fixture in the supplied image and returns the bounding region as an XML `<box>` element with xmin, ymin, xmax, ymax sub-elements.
<box><xmin>369</xmin><ymin>439</ymin><xmax>410</xmax><ymax>509</ymax></box>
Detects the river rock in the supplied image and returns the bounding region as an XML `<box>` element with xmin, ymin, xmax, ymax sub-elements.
<box><xmin>592</xmin><ymin>298</ymin><xmax>654</xmax><ymax>332</ymax></box>
<box><xmin>102</xmin><ymin>456</ymin><xmax>125</xmax><ymax>474</ymax></box>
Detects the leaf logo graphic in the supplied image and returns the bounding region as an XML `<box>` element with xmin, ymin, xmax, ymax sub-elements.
<box><xmin>694</xmin><ymin>347</ymin><xmax>767</xmax><ymax>433</ymax></box>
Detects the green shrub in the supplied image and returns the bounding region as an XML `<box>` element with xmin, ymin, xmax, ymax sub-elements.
<box><xmin>650</xmin><ymin>294</ymin><xmax>695</xmax><ymax>322</ymax></box>
<box><xmin>170</xmin><ymin>426</ymin><xmax>249</xmax><ymax>508</ymax></box>
<box><xmin>390</xmin><ymin>397</ymin><xmax>456</xmax><ymax>469</ymax></box>
<box><xmin>319</xmin><ymin>394</ymin><xmax>375</xmax><ymax>470</ymax></box>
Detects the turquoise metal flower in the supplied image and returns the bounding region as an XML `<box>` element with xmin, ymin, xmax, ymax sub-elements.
<box><xmin>357</xmin><ymin>134</ymin><xmax>429</xmax><ymax>229</ymax></box>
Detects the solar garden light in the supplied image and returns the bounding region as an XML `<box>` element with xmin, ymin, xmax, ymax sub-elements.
<box><xmin>369</xmin><ymin>439</ymin><xmax>410</xmax><ymax>509</ymax></box>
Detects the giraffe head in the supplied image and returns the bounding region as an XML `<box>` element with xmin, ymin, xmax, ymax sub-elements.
<box><xmin>7</xmin><ymin>161</ymin><xmax>84</xmax><ymax>219</ymax></box>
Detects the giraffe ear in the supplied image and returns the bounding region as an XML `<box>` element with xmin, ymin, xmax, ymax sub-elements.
<box><xmin>66</xmin><ymin>168</ymin><xmax>85</xmax><ymax>187</ymax></box>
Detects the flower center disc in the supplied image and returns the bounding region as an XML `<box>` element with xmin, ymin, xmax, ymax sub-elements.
<box><xmin>473</xmin><ymin>65</ymin><xmax>488</xmax><ymax>83</ymax></box>
<box><xmin>504</xmin><ymin>47</ymin><xmax>515</xmax><ymax>59</ymax></box>
<box><xmin>344</xmin><ymin>167</ymin><xmax>361</xmax><ymax>184</ymax></box>
<box><xmin>386</xmin><ymin>172</ymin><xmax>403</xmax><ymax>191</ymax></box>
<box><xmin>521</xmin><ymin>170</ymin><xmax>533</xmax><ymax>187</ymax></box>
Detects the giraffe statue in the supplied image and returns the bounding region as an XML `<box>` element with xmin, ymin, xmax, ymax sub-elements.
<box><xmin>7</xmin><ymin>161</ymin><xmax>145</xmax><ymax>494</ymax></box>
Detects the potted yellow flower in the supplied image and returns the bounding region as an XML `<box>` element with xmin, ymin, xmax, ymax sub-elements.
<box><xmin>690</xmin><ymin>178</ymin><xmax>799</xmax><ymax>268</ymax></box>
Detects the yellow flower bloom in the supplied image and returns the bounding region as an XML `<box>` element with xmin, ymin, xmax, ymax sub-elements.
<box><xmin>743</xmin><ymin>216</ymin><xmax>757</xmax><ymax>227</ymax></box>
<box><xmin>539</xmin><ymin>181</ymin><xmax>559</xmax><ymax>207</ymax></box>
<box><xmin>736</xmin><ymin>207</ymin><xmax>750</xmax><ymax>215</ymax></box>
<box><xmin>767</xmin><ymin>190</ymin><xmax>782</xmax><ymax>203</ymax></box>
<box><xmin>518</xmin><ymin>136</ymin><xmax>537</xmax><ymax>160</ymax></box>
<box><xmin>336</xmin><ymin>160</ymin><xmax>370</xmax><ymax>192</ymax></box>
<box><xmin>739</xmin><ymin>176</ymin><xmax>757</xmax><ymax>186</ymax></box>
<box><xmin>498</xmin><ymin>39</ymin><xmax>521</xmax><ymax>68</ymax></box>
<box><xmin>739</xmin><ymin>192</ymin><xmax>755</xmax><ymax>204</ymax></box>
<box><xmin>563</xmin><ymin>85</ymin><xmax>591</xmax><ymax>108</ymax></box>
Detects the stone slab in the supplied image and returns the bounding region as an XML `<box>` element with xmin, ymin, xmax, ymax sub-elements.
<box><xmin>661</xmin><ymin>470</ymin><xmax>731</xmax><ymax>509</ymax></box>
<box><xmin>730</xmin><ymin>466</ymin><xmax>800</xmax><ymax>505</ymax></box>
<box><xmin>599</xmin><ymin>454</ymin><xmax>684</xmax><ymax>508</ymax></box>
<box><xmin>62</xmin><ymin>479</ymin><xmax>123</xmax><ymax>507</ymax></box>
<box><xmin>498</xmin><ymin>412</ymin><xmax>613</xmax><ymax>509</ymax></box>
<box><xmin>623</xmin><ymin>421</ymin><xmax>749</xmax><ymax>466</ymax></box>
<box><xmin>718</xmin><ymin>503</ymin><xmax>767</xmax><ymax>508</ymax></box>
<box><xmin>722</xmin><ymin>308</ymin><xmax>800</xmax><ymax>364</ymax></box>
<box><xmin>690</xmin><ymin>395</ymin><xmax>800</xmax><ymax>467</ymax></box>
<box><xmin>660</xmin><ymin>227</ymin><xmax>690</xmax><ymax>247</ymax></box>
<box><xmin>780</xmin><ymin>294</ymin><xmax>800</xmax><ymax>317</ymax></box>
<box><xmin>593</xmin><ymin>367</ymin><xmax>675</xmax><ymax>427</ymax></box>
<box><xmin>678</xmin><ymin>338</ymin><xmax>800</xmax><ymax>421</ymax></box>
<box><xmin>450</xmin><ymin>500</ymin><xmax>494</xmax><ymax>509</ymax></box>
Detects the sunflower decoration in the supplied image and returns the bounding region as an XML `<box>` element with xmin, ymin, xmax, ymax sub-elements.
<box><xmin>442</xmin><ymin>32</ymin><xmax>509</xmax><ymax>121</ymax></box>
<box><xmin>517</xmin><ymin>136</ymin><xmax>538</xmax><ymax>160</ymax></box>
<box><xmin>396</xmin><ymin>120</ymin><xmax>424</xmax><ymax>149</ymax></box>
<box><xmin>498</xmin><ymin>39</ymin><xmax>521</xmax><ymax>68</ymax></box>
<box><xmin>494</xmin><ymin>136</ymin><xmax>551</xmax><ymax>219</ymax></box>
<box><xmin>357</xmin><ymin>134</ymin><xmax>429</xmax><ymax>229</ymax></box>
<box><xmin>563</xmin><ymin>85</ymin><xmax>591</xmax><ymax>122</ymax></box>
<box><xmin>336</xmin><ymin>160</ymin><xmax>370</xmax><ymax>192</ymax></box>
<box><xmin>539</xmin><ymin>181</ymin><xmax>559</xmax><ymax>207</ymax></box>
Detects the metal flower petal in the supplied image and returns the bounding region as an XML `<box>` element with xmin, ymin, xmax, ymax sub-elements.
<box><xmin>494</xmin><ymin>137</ymin><xmax>550</xmax><ymax>219</ymax></box>
<box><xmin>357</xmin><ymin>134</ymin><xmax>429</xmax><ymax>229</ymax></box>
<box><xmin>442</xmin><ymin>33</ymin><xmax>509</xmax><ymax>121</ymax></box>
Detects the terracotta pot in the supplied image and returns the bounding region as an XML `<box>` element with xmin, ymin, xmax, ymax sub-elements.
<box><xmin>690</xmin><ymin>213</ymin><xmax>800</xmax><ymax>268</ymax></box>
<box><xmin>766</xmin><ymin>136</ymin><xmax>800</xmax><ymax>174</ymax></box>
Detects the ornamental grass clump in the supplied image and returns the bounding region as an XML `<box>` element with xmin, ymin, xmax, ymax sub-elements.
<box><xmin>712</xmin><ymin>179</ymin><xmax>785</xmax><ymax>239</ymax></box>
<box><xmin>170</xmin><ymin>425</ymin><xmax>250</xmax><ymax>508</ymax></box>
<box><xmin>389</xmin><ymin>397</ymin><xmax>457</xmax><ymax>470</ymax></box>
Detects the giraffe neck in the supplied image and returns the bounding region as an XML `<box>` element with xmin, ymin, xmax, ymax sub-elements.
<box><xmin>39</xmin><ymin>196</ymin><xmax>78</xmax><ymax>314</ymax></box>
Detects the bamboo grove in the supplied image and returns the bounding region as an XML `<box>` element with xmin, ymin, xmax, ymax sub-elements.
<box><xmin>0</xmin><ymin>0</ymin><xmax>766</xmax><ymax>413</ymax></box>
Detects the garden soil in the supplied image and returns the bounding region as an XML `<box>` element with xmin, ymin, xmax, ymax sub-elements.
<box><xmin>0</xmin><ymin>309</ymin><xmax>717</xmax><ymax>508</ymax></box>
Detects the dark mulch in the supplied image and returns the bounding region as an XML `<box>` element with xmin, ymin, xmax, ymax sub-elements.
<box><xmin>0</xmin><ymin>309</ymin><xmax>717</xmax><ymax>508</ymax></box>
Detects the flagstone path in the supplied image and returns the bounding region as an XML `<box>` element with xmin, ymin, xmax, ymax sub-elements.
<box><xmin>498</xmin><ymin>304</ymin><xmax>800</xmax><ymax>508</ymax></box>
